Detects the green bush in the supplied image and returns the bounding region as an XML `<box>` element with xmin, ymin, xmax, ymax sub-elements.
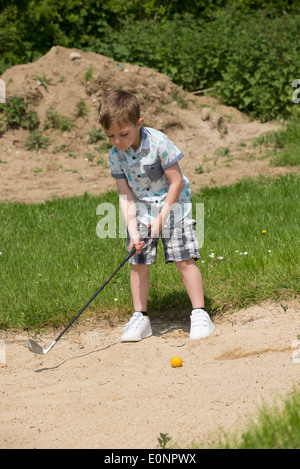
<box><xmin>43</xmin><ymin>106</ymin><xmax>76</xmax><ymax>133</ymax></box>
<box><xmin>214</xmin><ymin>11</ymin><xmax>300</xmax><ymax>121</ymax></box>
<box><xmin>94</xmin><ymin>10</ymin><xmax>300</xmax><ymax>121</ymax></box>
<box><xmin>1</xmin><ymin>3</ymin><xmax>300</xmax><ymax>121</ymax></box>
<box><xmin>0</xmin><ymin>96</ymin><xmax>39</xmax><ymax>132</ymax></box>
<box><xmin>25</xmin><ymin>130</ymin><xmax>51</xmax><ymax>152</ymax></box>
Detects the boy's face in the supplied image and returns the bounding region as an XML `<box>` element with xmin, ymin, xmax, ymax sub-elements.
<box><xmin>104</xmin><ymin>118</ymin><xmax>144</xmax><ymax>152</ymax></box>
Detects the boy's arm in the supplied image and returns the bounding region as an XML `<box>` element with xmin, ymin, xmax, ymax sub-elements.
<box><xmin>116</xmin><ymin>178</ymin><xmax>145</xmax><ymax>253</ymax></box>
<box><xmin>150</xmin><ymin>162</ymin><xmax>184</xmax><ymax>237</ymax></box>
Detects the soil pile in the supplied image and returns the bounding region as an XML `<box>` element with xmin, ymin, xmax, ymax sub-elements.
<box><xmin>0</xmin><ymin>46</ymin><xmax>292</xmax><ymax>203</ymax></box>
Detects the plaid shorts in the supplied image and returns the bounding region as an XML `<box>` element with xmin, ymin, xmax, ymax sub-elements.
<box><xmin>127</xmin><ymin>215</ymin><xmax>201</xmax><ymax>265</ymax></box>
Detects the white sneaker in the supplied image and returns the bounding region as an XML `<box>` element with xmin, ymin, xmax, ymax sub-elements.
<box><xmin>190</xmin><ymin>309</ymin><xmax>215</xmax><ymax>340</ymax></box>
<box><xmin>121</xmin><ymin>312</ymin><xmax>152</xmax><ymax>342</ymax></box>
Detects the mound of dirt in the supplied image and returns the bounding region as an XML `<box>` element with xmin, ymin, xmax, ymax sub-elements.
<box><xmin>0</xmin><ymin>45</ymin><xmax>295</xmax><ymax>204</ymax></box>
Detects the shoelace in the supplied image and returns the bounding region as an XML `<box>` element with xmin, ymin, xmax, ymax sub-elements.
<box><xmin>123</xmin><ymin>313</ymin><xmax>143</xmax><ymax>331</ymax></box>
<box><xmin>191</xmin><ymin>313</ymin><xmax>209</xmax><ymax>328</ymax></box>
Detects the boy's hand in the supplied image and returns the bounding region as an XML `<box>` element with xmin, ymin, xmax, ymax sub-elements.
<box><xmin>148</xmin><ymin>218</ymin><xmax>161</xmax><ymax>239</ymax></box>
<box><xmin>129</xmin><ymin>235</ymin><xmax>145</xmax><ymax>255</ymax></box>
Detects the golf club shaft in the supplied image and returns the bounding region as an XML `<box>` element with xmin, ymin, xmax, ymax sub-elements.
<box><xmin>53</xmin><ymin>228</ymin><xmax>151</xmax><ymax>344</ymax></box>
<box><xmin>53</xmin><ymin>247</ymin><xmax>135</xmax><ymax>343</ymax></box>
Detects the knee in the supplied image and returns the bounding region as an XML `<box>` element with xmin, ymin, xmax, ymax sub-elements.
<box><xmin>174</xmin><ymin>259</ymin><xmax>194</xmax><ymax>273</ymax></box>
<box><xmin>131</xmin><ymin>264</ymin><xmax>150</xmax><ymax>276</ymax></box>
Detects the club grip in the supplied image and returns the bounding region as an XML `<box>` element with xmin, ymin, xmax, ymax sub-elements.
<box><xmin>142</xmin><ymin>226</ymin><xmax>152</xmax><ymax>242</ymax></box>
<box><xmin>128</xmin><ymin>226</ymin><xmax>152</xmax><ymax>257</ymax></box>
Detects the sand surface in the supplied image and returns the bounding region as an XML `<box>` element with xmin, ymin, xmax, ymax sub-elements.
<box><xmin>1</xmin><ymin>300</ymin><xmax>299</xmax><ymax>449</ymax></box>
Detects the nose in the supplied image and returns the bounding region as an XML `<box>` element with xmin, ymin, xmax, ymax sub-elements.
<box><xmin>113</xmin><ymin>135</ymin><xmax>122</xmax><ymax>147</ymax></box>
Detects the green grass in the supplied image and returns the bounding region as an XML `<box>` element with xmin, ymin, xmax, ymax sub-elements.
<box><xmin>255</xmin><ymin>117</ymin><xmax>300</xmax><ymax>167</ymax></box>
<box><xmin>195</xmin><ymin>174</ymin><xmax>300</xmax><ymax>314</ymax></box>
<box><xmin>228</xmin><ymin>389</ymin><xmax>300</xmax><ymax>449</ymax></box>
<box><xmin>0</xmin><ymin>175</ymin><xmax>299</xmax><ymax>330</ymax></box>
<box><xmin>221</xmin><ymin>388</ymin><xmax>300</xmax><ymax>449</ymax></box>
<box><xmin>192</xmin><ymin>388</ymin><xmax>300</xmax><ymax>449</ymax></box>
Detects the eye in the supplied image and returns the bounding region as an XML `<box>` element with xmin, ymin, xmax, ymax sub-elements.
<box><xmin>121</xmin><ymin>133</ymin><xmax>128</xmax><ymax>137</ymax></box>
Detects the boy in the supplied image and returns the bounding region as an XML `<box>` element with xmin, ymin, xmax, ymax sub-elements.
<box><xmin>98</xmin><ymin>90</ymin><xmax>214</xmax><ymax>342</ymax></box>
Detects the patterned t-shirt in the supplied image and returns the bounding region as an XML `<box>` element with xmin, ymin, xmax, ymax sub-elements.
<box><xmin>108</xmin><ymin>126</ymin><xmax>191</xmax><ymax>226</ymax></box>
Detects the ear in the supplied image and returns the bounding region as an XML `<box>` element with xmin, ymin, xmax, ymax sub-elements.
<box><xmin>137</xmin><ymin>117</ymin><xmax>144</xmax><ymax>128</ymax></box>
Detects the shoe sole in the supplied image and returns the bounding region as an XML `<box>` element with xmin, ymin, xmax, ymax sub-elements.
<box><xmin>121</xmin><ymin>329</ymin><xmax>152</xmax><ymax>343</ymax></box>
<box><xmin>190</xmin><ymin>323</ymin><xmax>215</xmax><ymax>340</ymax></box>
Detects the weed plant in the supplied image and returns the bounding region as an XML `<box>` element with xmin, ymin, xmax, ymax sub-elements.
<box><xmin>25</xmin><ymin>130</ymin><xmax>51</xmax><ymax>152</ymax></box>
<box><xmin>0</xmin><ymin>97</ymin><xmax>39</xmax><ymax>132</ymax></box>
<box><xmin>43</xmin><ymin>106</ymin><xmax>76</xmax><ymax>134</ymax></box>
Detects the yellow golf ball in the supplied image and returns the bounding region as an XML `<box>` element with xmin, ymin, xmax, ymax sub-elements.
<box><xmin>171</xmin><ymin>356</ymin><xmax>182</xmax><ymax>368</ymax></box>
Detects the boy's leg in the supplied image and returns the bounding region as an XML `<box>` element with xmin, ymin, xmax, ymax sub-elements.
<box><xmin>122</xmin><ymin>229</ymin><xmax>155</xmax><ymax>342</ymax></box>
<box><xmin>130</xmin><ymin>264</ymin><xmax>150</xmax><ymax>312</ymax></box>
<box><xmin>121</xmin><ymin>264</ymin><xmax>152</xmax><ymax>342</ymax></box>
<box><xmin>162</xmin><ymin>218</ymin><xmax>214</xmax><ymax>339</ymax></box>
<box><xmin>175</xmin><ymin>259</ymin><xmax>214</xmax><ymax>339</ymax></box>
<box><xmin>127</xmin><ymin>224</ymin><xmax>158</xmax><ymax>311</ymax></box>
<box><xmin>174</xmin><ymin>259</ymin><xmax>205</xmax><ymax>310</ymax></box>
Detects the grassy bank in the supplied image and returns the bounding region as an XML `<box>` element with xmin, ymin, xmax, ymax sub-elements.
<box><xmin>222</xmin><ymin>389</ymin><xmax>300</xmax><ymax>449</ymax></box>
<box><xmin>0</xmin><ymin>174</ymin><xmax>299</xmax><ymax>330</ymax></box>
<box><xmin>219</xmin><ymin>388</ymin><xmax>300</xmax><ymax>449</ymax></box>
<box><xmin>189</xmin><ymin>388</ymin><xmax>300</xmax><ymax>449</ymax></box>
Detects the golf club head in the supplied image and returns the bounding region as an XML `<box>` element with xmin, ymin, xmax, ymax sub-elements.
<box><xmin>28</xmin><ymin>339</ymin><xmax>56</xmax><ymax>355</ymax></box>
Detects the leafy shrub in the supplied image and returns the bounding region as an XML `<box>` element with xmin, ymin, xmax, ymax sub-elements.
<box><xmin>1</xmin><ymin>3</ymin><xmax>300</xmax><ymax>121</ymax></box>
<box><xmin>25</xmin><ymin>130</ymin><xmax>51</xmax><ymax>152</ymax></box>
<box><xmin>94</xmin><ymin>10</ymin><xmax>300</xmax><ymax>121</ymax></box>
<box><xmin>86</xmin><ymin>126</ymin><xmax>105</xmax><ymax>143</ymax></box>
<box><xmin>214</xmin><ymin>11</ymin><xmax>300</xmax><ymax>121</ymax></box>
<box><xmin>76</xmin><ymin>98</ymin><xmax>88</xmax><ymax>118</ymax></box>
<box><xmin>32</xmin><ymin>72</ymin><xmax>53</xmax><ymax>91</ymax></box>
<box><xmin>0</xmin><ymin>119</ymin><xmax>5</xmax><ymax>136</ymax></box>
<box><xmin>43</xmin><ymin>106</ymin><xmax>76</xmax><ymax>133</ymax></box>
<box><xmin>0</xmin><ymin>96</ymin><xmax>39</xmax><ymax>132</ymax></box>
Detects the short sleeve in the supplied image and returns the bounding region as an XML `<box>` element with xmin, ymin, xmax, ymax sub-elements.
<box><xmin>108</xmin><ymin>147</ymin><xmax>126</xmax><ymax>179</ymax></box>
<box><xmin>157</xmin><ymin>133</ymin><xmax>184</xmax><ymax>170</ymax></box>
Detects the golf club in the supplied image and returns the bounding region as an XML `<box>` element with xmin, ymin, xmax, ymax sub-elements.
<box><xmin>28</xmin><ymin>228</ymin><xmax>151</xmax><ymax>355</ymax></box>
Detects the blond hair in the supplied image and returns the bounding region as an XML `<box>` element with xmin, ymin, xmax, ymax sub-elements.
<box><xmin>98</xmin><ymin>90</ymin><xmax>140</xmax><ymax>130</ymax></box>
